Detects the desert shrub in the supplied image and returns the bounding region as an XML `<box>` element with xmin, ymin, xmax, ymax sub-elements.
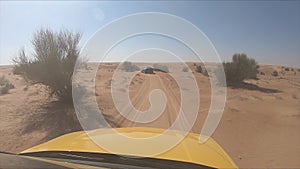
<box><xmin>195</xmin><ymin>65</ymin><xmax>209</xmax><ymax>77</ymax></box>
<box><xmin>272</xmin><ymin>70</ymin><xmax>278</xmax><ymax>77</ymax></box>
<box><xmin>121</xmin><ymin>61</ymin><xmax>140</xmax><ymax>72</ymax></box>
<box><xmin>223</xmin><ymin>53</ymin><xmax>258</xmax><ymax>85</ymax></box>
<box><xmin>153</xmin><ymin>63</ymin><xmax>169</xmax><ymax>73</ymax></box>
<box><xmin>0</xmin><ymin>76</ymin><xmax>8</xmax><ymax>86</ymax></box>
<box><xmin>195</xmin><ymin>65</ymin><xmax>203</xmax><ymax>73</ymax></box>
<box><xmin>13</xmin><ymin>66</ymin><xmax>23</xmax><ymax>75</ymax></box>
<box><xmin>298</xmin><ymin>69</ymin><xmax>300</xmax><ymax>72</ymax></box>
<box><xmin>182</xmin><ymin>67</ymin><xmax>189</xmax><ymax>72</ymax></box>
<box><xmin>284</xmin><ymin>67</ymin><xmax>290</xmax><ymax>71</ymax></box>
<box><xmin>12</xmin><ymin>28</ymin><xmax>83</xmax><ymax>103</ymax></box>
<box><xmin>0</xmin><ymin>76</ymin><xmax>15</xmax><ymax>95</ymax></box>
<box><xmin>12</xmin><ymin>49</ymin><xmax>30</xmax><ymax>75</ymax></box>
<box><xmin>202</xmin><ymin>70</ymin><xmax>209</xmax><ymax>77</ymax></box>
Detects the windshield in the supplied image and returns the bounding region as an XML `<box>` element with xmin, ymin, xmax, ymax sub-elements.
<box><xmin>20</xmin><ymin>151</ymin><xmax>215</xmax><ymax>169</ymax></box>
<box><xmin>0</xmin><ymin>1</ymin><xmax>300</xmax><ymax>169</ymax></box>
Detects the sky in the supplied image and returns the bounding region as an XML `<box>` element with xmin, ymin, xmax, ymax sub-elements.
<box><xmin>0</xmin><ymin>1</ymin><xmax>299</xmax><ymax>67</ymax></box>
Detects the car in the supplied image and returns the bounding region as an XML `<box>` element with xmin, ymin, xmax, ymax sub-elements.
<box><xmin>0</xmin><ymin>127</ymin><xmax>237</xmax><ymax>169</ymax></box>
<box><xmin>141</xmin><ymin>66</ymin><xmax>154</xmax><ymax>74</ymax></box>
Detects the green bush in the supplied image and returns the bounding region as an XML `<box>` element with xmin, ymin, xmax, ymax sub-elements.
<box><xmin>153</xmin><ymin>63</ymin><xmax>169</xmax><ymax>73</ymax></box>
<box><xmin>272</xmin><ymin>70</ymin><xmax>278</xmax><ymax>77</ymax></box>
<box><xmin>121</xmin><ymin>61</ymin><xmax>140</xmax><ymax>72</ymax></box>
<box><xmin>195</xmin><ymin>65</ymin><xmax>203</xmax><ymax>73</ymax></box>
<box><xmin>12</xmin><ymin>28</ymin><xmax>83</xmax><ymax>103</ymax></box>
<box><xmin>0</xmin><ymin>76</ymin><xmax>15</xmax><ymax>95</ymax></box>
<box><xmin>223</xmin><ymin>53</ymin><xmax>258</xmax><ymax>85</ymax></box>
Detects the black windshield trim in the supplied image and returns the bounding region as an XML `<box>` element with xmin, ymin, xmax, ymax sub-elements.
<box><xmin>21</xmin><ymin>151</ymin><xmax>216</xmax><ymax>169</ymax></box>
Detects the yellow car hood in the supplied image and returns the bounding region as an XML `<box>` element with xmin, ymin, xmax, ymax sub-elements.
<box><xmin>21</xmin><ymin>127</ymin><xmax>237</xmax><ymax>168</ymax></box>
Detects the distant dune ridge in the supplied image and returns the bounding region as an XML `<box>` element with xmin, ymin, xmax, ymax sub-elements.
<box><xmin>0</xmin><ymin>62</ymin><xmax>300</xmax><ymax>168</ymax></box>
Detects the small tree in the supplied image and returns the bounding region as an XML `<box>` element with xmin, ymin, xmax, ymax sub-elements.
<box><xmin>223</xmin><ymin>53</ymin><xmax>258</xmax><ymax>85</ymax></box>
<box><xmin>12</xmin><ymin>28</ymin><xmax>82</xmax><ymax>103</ymax></box>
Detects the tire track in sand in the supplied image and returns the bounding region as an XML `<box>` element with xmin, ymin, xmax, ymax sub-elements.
<box><xmin>118</xmin><ymin>73</ymin><xmax>181</xmax><ymax>129</ymax></box>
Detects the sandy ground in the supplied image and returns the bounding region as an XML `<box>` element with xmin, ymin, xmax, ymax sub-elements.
<box><xmin>0</xmin><ymin>63</ymin><xmax>299</xmax><ymax>168</ymax></box>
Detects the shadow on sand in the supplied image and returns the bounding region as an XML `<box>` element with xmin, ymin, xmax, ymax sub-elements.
<box><xmin>21</xmin><ymin>98</ymin><xmax>112</xmax><ymax>143</ymax></box>
<box><xmin>21</xmin><ymin>101</ymin><xmax>83</xmax><ymax>141</ymax></box>
<box><xmin>230</xmin><ymin>82</ymin><xmax>282</xmax><ymax>93</ymax></box>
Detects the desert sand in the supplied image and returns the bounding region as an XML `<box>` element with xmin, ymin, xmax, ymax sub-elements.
<box><xmin>0</xmin><ymin>63</ymin><xmax>299</xmax><ymax>168</ymax></box>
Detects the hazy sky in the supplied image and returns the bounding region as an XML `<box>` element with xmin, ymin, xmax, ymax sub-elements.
<box><xmin>0</xmin><ymin>1</ymin><xmax>299</xmax><ymax>67</ymax></box>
